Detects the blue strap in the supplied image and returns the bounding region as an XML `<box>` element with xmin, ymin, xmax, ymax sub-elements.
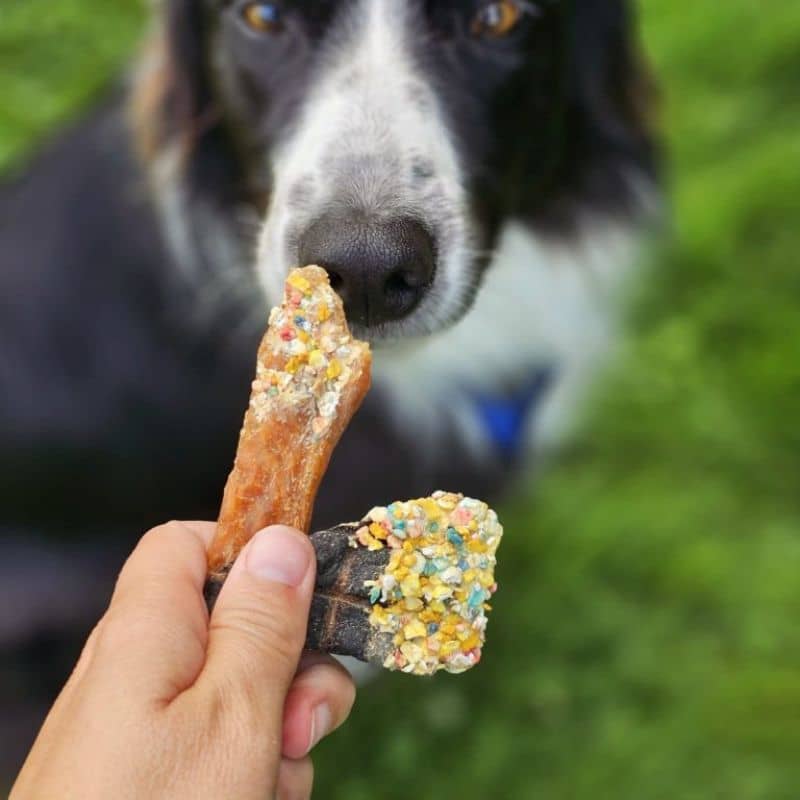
<box><xmin>470</xmin><ymin>367</ymin><xmax>555</xmax><ymax>459</ymax></box>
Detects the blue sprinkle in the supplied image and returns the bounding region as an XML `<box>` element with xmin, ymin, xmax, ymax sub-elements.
<box><xmin>427</xmin><ymin>623</ymin><xmax>439</xmax><ymax>635</ymax></box>
<box><xmin>428</xmin><ymin>522</ymin><xmax>439</xmax><ymax>533</ymax></box>
<box><xmin>392</xmin><ymin>527</ymin><xmax>407</xmax><ymax>539</ymax></box>
<box><xmin>394</xmin><ymin>519</ymin><xmax>406</xmax><ymax>530</ymax></box>
<box><xmin>458</xmin><ymin>558</ymin><xmax>469</xmax><ymax>571</ymax></box>
<box><xmin>422</xmin><ymin>560</ymin><xmax>439</xmax><ymax>577</ymax></box>
<box><xmin>447</xmin><ymin>528</ymin><xmax>464</xmax><ymax>546</ymax></box>
<box><xmin>468</xmin><ymin>587</ymin><xmax>485</xmax><ymax>609</ymax></box>
<box><xmin>369</xmin><ymin>586</ymin><xmax>381</xmax><ymax>604</ymax></box>
<box><xmin>433</xmin><ymin>557</ymin><xmax>451</xmax><ymax>572</ymax></box>
<box><xmin>294</xmin><ymin>315</ymin><xmax>305</xmax><ymax>325</ymax></box>
<box><xmin>388</xmin><ymin>503</ymin><xmax>398</xmax><ymax>516</ymax></box>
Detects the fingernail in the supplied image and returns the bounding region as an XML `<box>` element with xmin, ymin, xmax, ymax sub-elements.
<box><xmin>245</xmin><ymin>527</ymin><xmax>311</xmax><ymax>587</ymax></box>
<box><xmin>309</xmin><ymin>703</ymin><xmax>332</xmax><ymax>752</ymax></box>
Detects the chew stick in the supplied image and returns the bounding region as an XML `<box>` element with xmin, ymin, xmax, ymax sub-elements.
<box><xmin>206</xmin><ymin>492</ymin><xmax>504</xmax><ymax>676</ymax></box>
<box><xmin>206</xmin><ymin>266</ymin><xmax>372</xmax><ymax>581</ymax></box>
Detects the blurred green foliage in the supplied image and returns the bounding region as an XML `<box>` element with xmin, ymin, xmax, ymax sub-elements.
<box><xmin>2</xmin><ymin>1</ymin><xmax>799</xmax><ymax>797</ymax></box>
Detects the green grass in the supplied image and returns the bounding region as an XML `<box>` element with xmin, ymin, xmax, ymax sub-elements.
<box><xmin>3</xmin><ymin>1</ymin><xmax>799</xmax><ymax>797</ymax></box>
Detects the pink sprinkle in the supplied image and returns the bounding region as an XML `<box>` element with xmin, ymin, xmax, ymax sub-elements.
<box><xmin>451</xmin><ymin>507</ymin><xmax>472</xmax><ymax>526</ymax></box>
<box><xmin>280</xmin><ymin>328</ymin><xmax>295</xmax><ymax>341</ymax></box>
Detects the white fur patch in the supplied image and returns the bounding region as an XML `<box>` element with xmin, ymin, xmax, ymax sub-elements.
<box><xmin>257</xmin><ymin>0</ymin><xmax>473</xmax><ymax>338</ymax></box>
<box><xmin>372</xmin><ymin>220</ymin><xmax>644</xmax><ymax>456</ymax></box>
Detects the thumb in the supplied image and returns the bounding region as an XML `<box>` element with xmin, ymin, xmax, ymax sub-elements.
<box><xmin>200</xmin><ymin>525</ymin><xmax>315</xmax><ymax>728</ymax></box>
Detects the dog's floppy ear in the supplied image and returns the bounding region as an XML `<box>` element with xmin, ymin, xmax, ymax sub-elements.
<box><xmin>526</xmin><ymin>0</ymin><xmax>658</xmax><ymax>230</ymax></box>
<box><xmin>132</xmin><ymin>0</ymin><xmax>248</xmax><ymax>220</ymax></box>
<box><xmin>569</xmin><ymin>0</ymin><xmax>656</xmax><ymax>171</ymax></box>
<box><xmin>132</xmin><ymin>0</ymin><xmax>213</xmax><ymax>161</ymax></box>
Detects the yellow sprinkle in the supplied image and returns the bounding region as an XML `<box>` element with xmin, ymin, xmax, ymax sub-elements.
<box><xmin>440</xmin><ymin>640</ymin><xmax>460</xmax><ymax>657</ymax></box>
<box><xmin>369</xmin><ymin>523</ymin><xmax>388</xmax><ymax>541</ymax></box>
<box><xmin>285</xmin><ymin>356</ymin><xmax>301</xmax><ymax>374</ymax></box>
<box><xmin>419</xmin><ymin>499</ymin><xmax>443</xmax><ymax>520</ymax></box>
<box><xmin>308</xmin><ymin>349</ymin><xmax>326</xmax><ymax>368</ymax></box>
<box><xmin>326</xmin><ymin>358</ymin><xmax>342</xmax><ymax>380</ymax></box>
<box><xmin>432</xmin><ymin>584</ymin><xmax>452</xmax><ymax>599</ymax></box>
<box><xmin>400</xmin><ymin>574</ymin><xmax>421</xmax><ymax>597</ymax></box>
<box><xmin>297</xmin><ymin>330</ymin><xmax>310</xmax><ymax>343</ymax></box>
<box><xmin>461</xmin><ymin>633</ymin><xmax>481</xmax><ymax>651</ymax></box>
<box><xmin>404</xmin><ymin>597</ymin><xmax>424</xmax><ymax>611</ymax></box>
<box><xmin>400</xmin><ymin>641</ymin><xmax>424</xmax><ymax>663</ymax></box>
<box><xmin>317</xmin><ymin>303</ymin><xmax>331</xmax><ymax>322</ymax></box>
<box><xmin>403</xmin><ymin>620</ymin><xmax>427</xmax><ymax>640</ymax></box>
<box><xmin>287</xmin><ymin>273</ymin><xmax>311</xmax><ymax>293</ymax></box>
<box><xmin>468</xmin><ymin>539</ymin><xmax>488</xmax><ymax>554</ymax></box>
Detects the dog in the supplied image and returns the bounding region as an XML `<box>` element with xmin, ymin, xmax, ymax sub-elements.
<box><xmin>0</xmin><ymin>0</ymin><xmax>657</xmax><ymax>773</ymax></box>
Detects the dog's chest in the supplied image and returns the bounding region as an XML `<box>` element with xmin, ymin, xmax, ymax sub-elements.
<box><xmin>373</xmin><ymin>221</ymin><xmax>640</xmax><ymax>457</ymax></box>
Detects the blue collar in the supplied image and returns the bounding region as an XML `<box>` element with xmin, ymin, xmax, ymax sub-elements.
<box><xmin>469</xmin><ymin>367</ymin><xmax>555</xmax><ymax>459</ymax></box>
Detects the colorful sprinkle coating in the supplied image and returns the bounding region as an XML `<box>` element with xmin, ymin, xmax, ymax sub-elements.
<box><xmin>249</xmin><ymin>268</ymin><xmax>361</xmax><ymax>439</ymax></box>
<box><xmin>360</xmin><ymin>491</ymin><xmax>503</xmax><ymax>676</ymax></box>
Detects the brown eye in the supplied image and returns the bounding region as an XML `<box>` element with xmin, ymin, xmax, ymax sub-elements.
<box><xmin>471</xmin><ymin>1</ymin><xmax>524</xmax><ymax>38</ymax></box>
<box><xmin>242</xmin><ymin>2</ymin><xmax>283</xmax><ymax>34</ymax></box>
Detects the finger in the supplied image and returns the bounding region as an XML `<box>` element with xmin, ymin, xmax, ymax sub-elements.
<box><xmin>277</xmin><ymin>757</ymin><xmax>314</xmax><ymax>800</ymax></box>
<box><xmin>282</xmin><ymin>653</ymin><xmax>356</xmax><ymax>759</ymax></box>
<box><xmin>197</xmin><ymin>526</ymin><xmax>315</xmax><ymax>736</ymax></box>
<box><xmin>92</xmin><ymin>521</ymin><xmax>216</xmax><ymax>702</ymax></box>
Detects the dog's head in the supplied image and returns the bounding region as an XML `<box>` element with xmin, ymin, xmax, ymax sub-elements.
<box><xmin>135</xmin><ymin>0</ymin><xmax>655</xmax><ymax>342</ymax></box>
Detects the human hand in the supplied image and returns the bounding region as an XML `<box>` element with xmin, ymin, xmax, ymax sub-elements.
<box><xmin>11</xmin><ymin>522</ymin><xmax>356</xmax><ymax>800</ymax></box>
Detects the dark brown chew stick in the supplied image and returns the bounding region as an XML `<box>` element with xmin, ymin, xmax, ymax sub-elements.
<box><xmin>206</xmin><ymin>266</ymin><xmax>371</xmax><ymax>581</ymax></box>
<box><xmin>204</xmin><ymin>525</ymin><xmax>390</xmax><ymax>660</ymax></box>
<box><xmin>205</xmin><ymin>492</ymin><xmax>504</xmax><ymax>675</ymax></box>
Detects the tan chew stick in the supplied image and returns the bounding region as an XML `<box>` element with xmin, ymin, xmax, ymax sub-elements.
<box><xmin>206</xmin><ymin>266</ymin><xmax>372</xmax><ymax>580</ymax></box>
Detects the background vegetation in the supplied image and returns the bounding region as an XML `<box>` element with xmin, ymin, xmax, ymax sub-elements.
<box><xmin>2</xmin><ymin>1</ymin><xmax>799</xmax><ymax>796</ymax></box>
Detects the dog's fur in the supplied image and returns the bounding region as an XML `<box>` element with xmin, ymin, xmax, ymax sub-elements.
<box><xmin>0</xmin><ymin>0</ymin><xmax>657</xmax><ymax>772</ymax></box>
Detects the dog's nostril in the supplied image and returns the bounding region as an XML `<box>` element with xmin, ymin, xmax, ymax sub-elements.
<box><xmin>383</xmin><ymin>272</ymin><xmax>420</xmax><ymax>317</ymax></box>
<box><xmin>297</xmin><ymin>215</ymin><xmax>435</xmax><ymax>328</ymax></box>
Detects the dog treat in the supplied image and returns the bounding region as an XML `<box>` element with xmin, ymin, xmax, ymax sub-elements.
<box><xmin>206</xmin><ymin>492</ymin><xmax>503</xmax><ymax>675</ymax></box>
<box><xmin>206</xmin><ymin>266</ymin><xmax>372</xmax><ymax>581</ymax></box>
<box><xmin>310</xmin><ymin>492</ymin><xmax>504</xmax><ymax>675</ymax></box>
<box><xmin>203</xmin><ymin>269</ymin><xmax>502</xmax><ymax>675</ymax></box>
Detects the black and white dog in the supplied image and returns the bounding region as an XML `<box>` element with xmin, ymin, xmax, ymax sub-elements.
<box><xmin>0</xmin><ymin>0</ymin><xmax>656</xmax><ymax>768</ymax></box>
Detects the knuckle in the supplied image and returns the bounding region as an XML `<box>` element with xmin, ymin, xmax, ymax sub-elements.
<box><xmin>214</xmin><ymin>594</ymin><xmax>304</xmax><ymax>669</ymax></box>
<box><xmin>137</xmin><ymin>521</ymin><xmax>189</xmax><ymax>556</ymax></box>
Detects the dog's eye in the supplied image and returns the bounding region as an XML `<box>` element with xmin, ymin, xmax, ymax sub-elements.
<box><xmin>241</xmin><ymin>2</ymin><xmax>284</xmax><ymax>34</ymax></box>
<box><xmin>471</xmin><ymin>1</ymin><xmax>536</xmax><ymax>38</ymax></box>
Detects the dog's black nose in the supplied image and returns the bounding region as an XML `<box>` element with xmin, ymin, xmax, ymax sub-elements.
<box><xmin>297</xmin><ymin>215</ymin><xmax>435</xmax><ymax>327</ymax></box>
